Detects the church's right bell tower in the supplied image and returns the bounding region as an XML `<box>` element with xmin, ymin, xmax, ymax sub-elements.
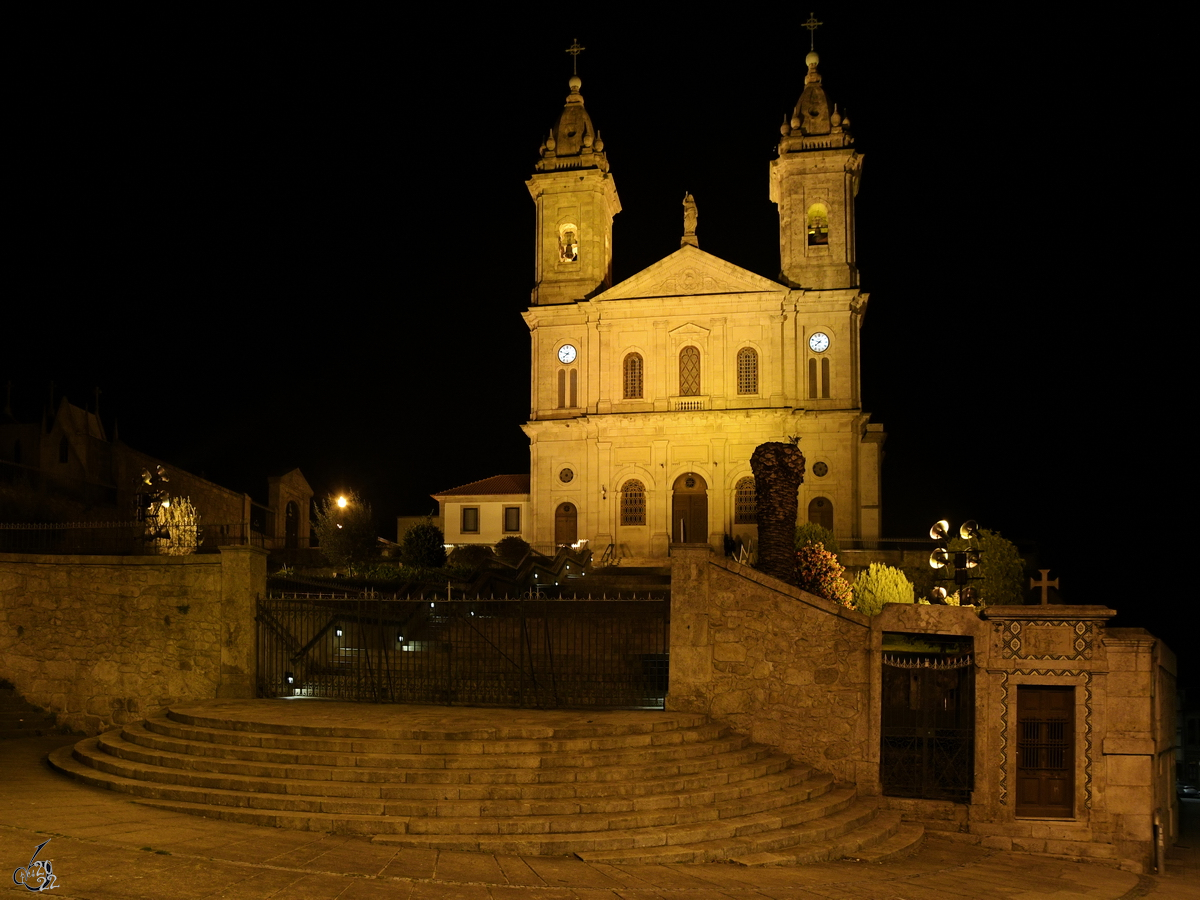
<box><xmin>769</xmin><ymin>49</ymin><xmax>862</xmax><ymax>290</ymax></box>
<box><xmin>526</xmin><ymin>74</ymin><xmax>621</xmax><ymax>306</ymax></box>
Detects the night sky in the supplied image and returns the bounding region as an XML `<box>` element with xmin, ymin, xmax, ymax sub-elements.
<box><xmin>7</xmin><ymin>13</ymin><xmax>1187</xmax><ymax>678</ymax></box>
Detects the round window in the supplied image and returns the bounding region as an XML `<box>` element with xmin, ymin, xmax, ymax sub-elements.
<box><xmin>813</xmin><ymin>462</ymin><xmax>828</xmax><ymax>477</ymax></box>
<box><xmin>559</xmin><ymin>468</ymin><xmax>574</xmax><ymax>484</ymax></box>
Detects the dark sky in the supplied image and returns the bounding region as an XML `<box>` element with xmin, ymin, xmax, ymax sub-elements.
<box><xmin>7</xmin><ymin>13</ymin><xmax>1188</xmax><ymax>676</ymax></box>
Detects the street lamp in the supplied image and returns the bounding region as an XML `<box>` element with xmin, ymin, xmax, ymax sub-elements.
<box><xmin>928</xmin><ymin>519</ymin><xmax>982</xmax><ymax>605</ymax></box>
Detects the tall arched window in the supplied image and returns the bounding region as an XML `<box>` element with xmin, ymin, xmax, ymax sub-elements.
<box><xmin>736</xmin><ymin>347</ymin><xmax>758</xmax><ymax>395</ymax></box>
<box><xmin>821</xmin><ymin>357</ymin><xmax>830</xmax><ymax>399</ymax></box>
<box><xmin>569</xmin><ymin>369</ymin><xmax>578</xmax><ymax>407</ymax></box>
<box><xmin>808</xmin><ymin>358</ymin><xmax>817</xmax><ymax>399</ymax></box>
<box><xmin>623</xmin><ymin>353</ymin><xmax>643</xmax><ymax>399</ymax></box>
<box><xmin>557</xmin><ymin>369</ymin><xmax>566</xmax><ymax>408</ymax></box>
<box><xmin>734</xmin><ymin>477</ymin><xmax>756</xmax><ymax>524</ymax></box>
<box><xmin>679</xmin><ymin>346</ymin><xmax>701</xmax><ymax>396</ymax></box>
<box><xmin>807</xmin><ymin>202</ymin><xmax>829</xmax><ymax>246</ymax></box>
<box><xmin>620</xmin><ymin>479</ymin><xmax>646</xmax><ymax>525</ymax></box>
<box><xmin>808</xmin><ymin>496</ymin><xmax>833</xmax><ymax>531</ymax></box>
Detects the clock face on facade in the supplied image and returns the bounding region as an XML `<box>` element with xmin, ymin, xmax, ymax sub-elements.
<box><xmin>558</xmin><ymin>344</ymin><xmax>577</xmax><ymax>364</ymax></box>
<box><xmin>808</xmin><ymin>332</ymin><xmax>830</xmax><ymax>353</ymax></box>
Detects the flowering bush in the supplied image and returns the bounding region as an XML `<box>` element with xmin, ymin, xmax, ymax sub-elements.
<box><xmin>795</xmin><ymin>542</ymin><xmax>853</xmax><ymax>607</ymax></box>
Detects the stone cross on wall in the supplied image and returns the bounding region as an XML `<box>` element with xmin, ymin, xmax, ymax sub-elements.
<box><xmin>1030</xmin><ymin>569</ymin><xmax>1059</xmax><ymax>605</ymax></box>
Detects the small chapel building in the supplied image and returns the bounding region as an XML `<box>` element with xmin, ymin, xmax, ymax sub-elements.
<box><xmin>520</xmin><ymin>51</ymin><xmax>884</xmax><ymax>561</ymax></box>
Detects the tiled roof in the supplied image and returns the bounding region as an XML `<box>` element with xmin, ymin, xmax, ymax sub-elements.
<box><xmin>432</xmin><ymin>474</ymin><xmax>531</xmax><ymax>498</ymax></box>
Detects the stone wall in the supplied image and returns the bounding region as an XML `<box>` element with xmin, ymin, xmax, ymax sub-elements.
<box><xmin>667</xmin><ymin>546</ymin><xmax>872</xmax><ymax>784</ymax></box>
<box><xmin>0</xmin><ymin>546</ymin><xmax>265</xmax><ymax>734</ymax></box>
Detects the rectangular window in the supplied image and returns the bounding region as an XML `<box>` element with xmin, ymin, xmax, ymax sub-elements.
<box><xmin>461</xmin><ymin>507</ymin><xmax>479</xmax><ymax>534</ymax></box>
<box><xmin>503</xmin><ymin>507</ymin><xmax>521</xmax><ymax>533</ymax></box>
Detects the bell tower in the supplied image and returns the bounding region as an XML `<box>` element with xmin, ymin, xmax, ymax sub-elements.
<box><xmin>526</xmin><ymin>68</ymin><xmax>621</xmax><ymax>306</ymax></box>
<box><xmin>769</xmin><ymin>46</ymin><xmax>862</xmax><ymax>290</ymax></box>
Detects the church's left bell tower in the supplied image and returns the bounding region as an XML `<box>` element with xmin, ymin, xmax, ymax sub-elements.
<box><xmin>526</xmin><ymin>74</ymin><xmax>621</xmax><ymax>306</ymax></box>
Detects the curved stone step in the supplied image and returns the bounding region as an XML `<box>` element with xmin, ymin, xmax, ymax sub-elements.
<box><xmin>66</xmin><ymin>736</ymin><xmax>836</xmax><ymax>832</ymax></box>
<box><xmin>96</xmin><ymin>728</ymin><xmax>815</xmax><ymax>808</ymax></box>
<box><xmin>138</xmin><ymin>715</ymin><xmax>752</xmax><ymax>769</ymax></box>
<box><xmin>48</xmin><ymin>703</ymin><xmax>925</xmax><ymax>866</ymax></box>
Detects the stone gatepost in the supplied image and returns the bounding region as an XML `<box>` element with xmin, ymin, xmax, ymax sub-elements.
<box><xmin>216</xmin><ymin>545</ymin><xmax>267</xmax><ymax>699</ymax></box>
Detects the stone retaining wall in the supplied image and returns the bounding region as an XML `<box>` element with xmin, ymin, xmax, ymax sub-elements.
<box><xmin>667</xmin><ymin>547</ymin><xmax>872</xmax><ymax>785</ymax></box>
<box><xmin>0</xmin><ymin>546</ymin><xmax>265</xmax><ymax>734</ymax></box>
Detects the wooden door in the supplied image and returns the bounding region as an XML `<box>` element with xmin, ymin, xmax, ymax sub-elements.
<box><xmin>1016</xmin><ymin>686</ymin><xmax>1074</xmax><ymax>817</ymax></box>
<box><xmin>554</xmin><ymin>502</ymin><xmax>577</xmax><ymax>547</ymax></box>
<box><xmin>671</xmin><ymin>473</ymin><xmax>708</xmax><ymax>543</ymax></box>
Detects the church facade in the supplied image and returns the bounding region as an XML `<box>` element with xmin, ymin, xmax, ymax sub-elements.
<box><xmin>521</xmin><ymin>53</ymin><xmax>883</xmax><ymax>560</ymax></box>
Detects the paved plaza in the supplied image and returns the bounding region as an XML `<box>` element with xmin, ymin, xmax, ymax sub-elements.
<box><xmin>3</xmin><ymin>733</ymin><xmax>1198</xmax><ymax>899</ymax></box>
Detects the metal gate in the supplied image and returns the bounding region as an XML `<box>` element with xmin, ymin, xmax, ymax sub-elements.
<box><xmin>257</xmin><ymin>594</ymin><xmax>670</xmax><ymax>709</ymax></box>
<box><xmin>880</xmin><ymin>651</ymin><xmax>975</xmax><ymax>801</ymax></box>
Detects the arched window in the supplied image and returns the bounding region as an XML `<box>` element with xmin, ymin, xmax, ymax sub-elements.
<box><xmin>557</xmin><ymin>369</ymin><xmax>566</xmax><ymax>408</ymax></box>
<box><xmin>679</xmin><ymin>346</ymin><xmax>700</xmax><ymax>396</ymax></box>
<box><xmin>569</xmin><ymin>368</ymin><xmax>578</xmax><ymax>407</ymax></box>
<box><xmin>808</xmin><ymin>358</ymin><xmax>817</xmax><ymax>399</ymax></box>
<box><xmin>623</xmin><ymin>353</ymin><xmax>643</xmax><ymax>399</ymax></box>
<box><xmin>620</xmin><ymin>480</ymin><xmax>646</xmax><ymax>525</ymax></box>
<box><xmin>821</xmin><ymin>357</ymin><xmax>830</xmax><ymax>399</ymax></box>
<box><xmin>736</xmin><ymin>347</ymin><xmax>758</xmax><ymax>395</ymax></box>
<box><xmin>807</xmin><ymin>202</ymin><xmax>829</xmax><ymax>246</ymax></box>
<box><xmin>734</xmin><ymin>477</ymin><xmax>756</xmax><ymax>524</ymax></box>
<box><xmin>808</xmin><ymin>496</ymin><xmax>833</xmax><ymax>531</ymax></box>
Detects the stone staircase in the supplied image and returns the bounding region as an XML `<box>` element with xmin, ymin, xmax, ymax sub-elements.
<box><xmin>49</xmin><ymin>702</ymin><xmax>922</xmax><ymax>865</ymax></box>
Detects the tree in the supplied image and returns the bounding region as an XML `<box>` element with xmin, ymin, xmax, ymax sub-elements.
<box><xmin>795</xmin><ymin>522</ymin><xmax>839</xmax><ymax>556</ymax></box>
<box><xmin>750</xmin><ymin>440</ymin><xmax>806</xmax><ymax>582</ymax></box>
<box><xmin>950</xmin><ymin>528</ymin><xmax>1025</xmax><ymax>606</ymax></box>
<box><xmin>795</xmin><ymin>542</ymin><xmax>853</xmax><ymax>607</ymax></box>
<box><xmin>400</xmin><ymin>520</ymin><xmax>446</xmax><ymax>569</ymax></box>
<box><xmin>314</xmin><ymin>492</ymin><xmax>377</xmax><ymax>572</ymax></box>
<box><xmin>852</xmin><ymin>563</ymin><xmax>914</xmax><ymax>616</ymax></box>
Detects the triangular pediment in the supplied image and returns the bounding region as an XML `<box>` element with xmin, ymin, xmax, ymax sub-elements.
<box><xmin>596</xmin><ymin>245</ymin><xmax>785</xmax><ymax>301</ymax></box>
<box><xmin>669</xmin><ymin>322</ymin><xmax>710</xmax><ymax>338</ymax></box>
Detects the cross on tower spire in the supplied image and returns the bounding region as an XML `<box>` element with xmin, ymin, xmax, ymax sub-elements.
<box><xmin>802</xmin><ymin>12</ymin><xmax>822</xmax><ymax>52</ymax></box>
<box><xmin>565</xmin><ymin>38</ymin><xmax>586</xmax><ymax>75</ymax></box>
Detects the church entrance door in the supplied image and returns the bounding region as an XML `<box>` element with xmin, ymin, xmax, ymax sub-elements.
<box><xmin>1015</xmin><ymin>686</ymin><xmax>1074</xmax><ymax>817</ymax></box>
<box><xmin>881</xmin><ymin>640</ymin><xmax>974</xmax><ymax>801</ymax></box>
<box><xmin>671</xmin><ymin>473</ymin><xmax>708</xmax><ymax>544</ymax></box>
<box><xmin>555</xmin><ymin>502</ymin><xmax>577</xmax><ymax>547</ymax></box>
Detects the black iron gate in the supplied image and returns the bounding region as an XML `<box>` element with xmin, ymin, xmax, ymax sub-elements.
<box><xmin>880</xmin><ymin>648</ymin><xmax>975</xmax><ymax>801</ymax></box>
<box><xmin>257</xmin><ymin>594</ymin><xmax>670</xmax><ymax>709</ymax></box>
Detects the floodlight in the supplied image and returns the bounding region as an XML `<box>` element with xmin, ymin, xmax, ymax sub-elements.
<box><xmin>930</xmin><ymin>520</ymin><xmax>950</xmax><ymax>541</ymax></box>
<box><xmin>929</xmin><ymin>548</ymin><xmax>948</xmax><ymax>569</ymax></box>
<box><xmin>931</xmin><ymin>587</ymin><xmax>947</xmax><ymax>603</ymax></box>
<box><xmin>959</xmin><ymin>519</ymin><xmax>979</xmax><ymax>540</ymax></box>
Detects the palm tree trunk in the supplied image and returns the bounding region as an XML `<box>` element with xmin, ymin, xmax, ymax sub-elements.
<box><xmin>750</xmin><ymin>441</ymin><xmax>806</xmax><ymax>583</ymax></box>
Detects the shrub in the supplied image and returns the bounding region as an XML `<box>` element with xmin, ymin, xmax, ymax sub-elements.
<box><xmin>495</xmin><ymin>536</ymin><xmax>531</xmax><ymax>565</ymax></box>
<box><xmin>795</xmin><ymin>522</ymin><xmax>839</xmax><ymax>556</ymax></box>
<box><xmin>447</xmin><ymin>544</ymin><xmax>494</xmax><ymax>570</ymax></box>
<box><xmin>852</xmin><ymin>563</ymin><xmax>914</xmax><ymax>616</ymax></box>
<box><xmin>400</xmin><ymin>520</ymin><xmax>446</xmax><ymax>569</ymax></box>
<box><xmin>795</xmin><ymin>542</ymin><xmax>853</xmax><ymax>607</ymax></box>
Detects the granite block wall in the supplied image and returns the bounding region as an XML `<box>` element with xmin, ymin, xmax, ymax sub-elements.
<box><xmin>0</xmin><ymin>546</ymin><xmax>265</xmax><ymax>734</ymax></box>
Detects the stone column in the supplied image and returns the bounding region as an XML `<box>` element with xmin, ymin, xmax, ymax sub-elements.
<box><xmin>666</xmin><ymin>545</ymin><xmax>713</xmax><ymax>713</ymax></box>
<box><xmin>217</xmin><ymin>545</ymin><xmax>268</xmax><ymax>699</ymax></box>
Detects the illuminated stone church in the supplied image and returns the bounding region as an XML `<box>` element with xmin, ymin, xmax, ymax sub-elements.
<box><xmin>521</xmin><ymin>50</ymin><xmax>883</xmax><ymax>560</ymax></box>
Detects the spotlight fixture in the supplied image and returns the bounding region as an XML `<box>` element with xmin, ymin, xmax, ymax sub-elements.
<box><xmin>928</xmin><ymin>519</ymin><xmax>984</xmax><ymax>606</ymax></box>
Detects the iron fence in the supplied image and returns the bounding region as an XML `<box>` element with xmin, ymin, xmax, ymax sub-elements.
<box><xmin>258</xmin><ymin>593</ymin><xmax>670</xmax><ymax>709</ymax></box>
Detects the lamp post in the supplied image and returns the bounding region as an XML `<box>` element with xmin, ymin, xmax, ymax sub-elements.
<box><xmin>928</xmin><ymin>519</ymin><xmax>982</xmax><ymax>605</ymax></box>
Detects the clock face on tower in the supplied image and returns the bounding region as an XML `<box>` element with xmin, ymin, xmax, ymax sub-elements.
<box><xmin>558</xmin><ymin>344</ymin><xmax>578</xmax><ymax>364</ymax></box>
<box><xmin>808</xmin><ymin>332</ymin><xmax>830</xmax><ymax>353</ymax></box>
